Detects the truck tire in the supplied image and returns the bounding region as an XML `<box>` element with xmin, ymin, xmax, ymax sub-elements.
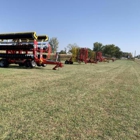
<box><xmin>25</xmin><ymin>60</ymin><xmax>30</xmax><ymax>68</ymax></box>
<box><xmin>0</xmin><ymin>59</ymin><xmax>9</xmax><ymax>67</ymax></box>
<box><xmin>41</xmin><ymin>64</ymin><xmax>47</xmax><ymax>67</ymax></box>
<box><xmin>65</xmin><ymin>60</ymin><xmax>69</xmax><ymax>64</ymax></box>
<box><xmin>30</xmin><ymin>60</ymin><xmax>36</xmax><ymax>68</ymax></box>
<box><xmin>19</xmin><ymin>63</ymin><xmax>24</xmax><ymax>67</ymax></box>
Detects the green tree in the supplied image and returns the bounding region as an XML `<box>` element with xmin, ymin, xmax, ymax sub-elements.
<box><xmin>59</xmin><ymin>50</ymin><xmax>66</xmax><ymax>54</ymax></box>
<box><xmin>66</xmin><ymin>43</ymin><xmax>79</xmax><ymax>53</ymax></box>
<box><xmin>49</xmin><ymin>37</ymin><xmax>59</xmax><ymax>53</ymax></box>
<box><xmin>114</xmin><ymin>46</ymin><xmax>122</xmax><ymax>58</ymax></box>
<box><xmin>122</xmin><ymin>52</ymin><xmax>132</xmax><ymax>58</ymax></box>
<box><xmin>87</xmin><ymin>48</ymin><xmax>96</xmax><ymax>59</ymax></box>
<box><xmin>103</xmin><ymin>44</ymin><xmax>122</xmax><ymax>58</ymax></box>
<box><xmin>93</xmin><ymin>42</ymin><xmax>103</xmax><ymax>52</ymax></box>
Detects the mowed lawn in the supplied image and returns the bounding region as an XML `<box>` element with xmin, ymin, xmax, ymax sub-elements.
<box><xmin>0</xmin><ymin>60</ymin><xmax>140</xmax><ymax>140</ymax></box>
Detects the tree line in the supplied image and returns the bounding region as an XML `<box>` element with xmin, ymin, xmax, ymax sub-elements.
<box><xmin>93</xmin><ymin>42</ymin><xmax>122</xmax><ymax>58</ymax></box>
<box><xmin>48</xmin><ymin>38</ymin><xmax>132</xmax><ymax>59</ymax></box>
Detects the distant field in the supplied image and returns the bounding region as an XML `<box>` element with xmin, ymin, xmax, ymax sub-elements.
<box><xmin>0</xmin><ymin>60</ymin><xmax>140</xmax><ymax>140</ymax></box>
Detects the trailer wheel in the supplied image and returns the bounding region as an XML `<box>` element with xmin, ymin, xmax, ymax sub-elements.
<box><xmin>19</xmin><ymin>63</ymin><xmax>24</xmax><ymax>67</ymax></box>
<box><xmin>70</xmin><ymin>61</ymin><xmax>73</xmax><ymax>64</ymax></box>
<box><xmin>37</xmin><ymin>64</ymin><xmax>41</xmax><ymax>67</ymax></box>
<box><xmin>0</xmin><ymin>59</ymin><xmax>4</xmax><ymax>67</ymax></box>
<box><xmin>25</xmin><ymin>60</ymin><xmax>30</xmax><ymax>68</ymax></box>
<box><xmin>0</xmin><ymin>59</ymin><xmax>9</xmax><ymax>67</ymax></box>
<box><xmin>30</xmin><ymin>60</ymin><xmax>36</xmax><ymax>68</ymax></box>
<box><xmin>65</xmin><ymin>60</ymin><xmax>69</xmax><ymax>64</ymax></box>
<box><xmin>41</xmin><ymin>64</ymin><xmax>47</xmax><ymax>67</ymax></box>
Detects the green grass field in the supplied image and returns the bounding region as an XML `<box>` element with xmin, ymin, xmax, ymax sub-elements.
<box><xmin>0</xmin><ymin>60</ymin><xmax>140</xmax><ymax>140</ymax></box>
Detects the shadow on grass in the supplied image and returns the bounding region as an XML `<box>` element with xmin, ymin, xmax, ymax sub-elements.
<box><xmin>0</xmin><ymin>65</ymin><xmax>56</xmax><ymax>71</ymax></box>
<box><xmin>64</xmin><ymin>63</ymin><xmax>87</xmax><ymax>65</ymax></box>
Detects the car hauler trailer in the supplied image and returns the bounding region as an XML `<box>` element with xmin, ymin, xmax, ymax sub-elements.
<box><xmin>0</xmin><ymin>32</ymin><xmax>63</xmax><ymax>70</ymax></box>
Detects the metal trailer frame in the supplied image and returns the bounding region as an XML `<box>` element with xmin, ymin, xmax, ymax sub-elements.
<box><xmin>0</xmin><ymin>32</ymin><xmax>63</xmax><ymax>70</ymax></box>
<box><xmin>96</xmin><ymin>51</ymin><xmax>104</xmax><ymax>62</ymax></box>
<box><xmin>65</xmin><ymin>48</ymin><xmax>88</xmax><ymax>64</ymax></box>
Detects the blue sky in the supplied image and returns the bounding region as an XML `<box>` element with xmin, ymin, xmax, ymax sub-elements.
<box><xmin>0</xmin><ymin>0</ymin><xmax>140</xmax><ymax>55</ymax></box>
